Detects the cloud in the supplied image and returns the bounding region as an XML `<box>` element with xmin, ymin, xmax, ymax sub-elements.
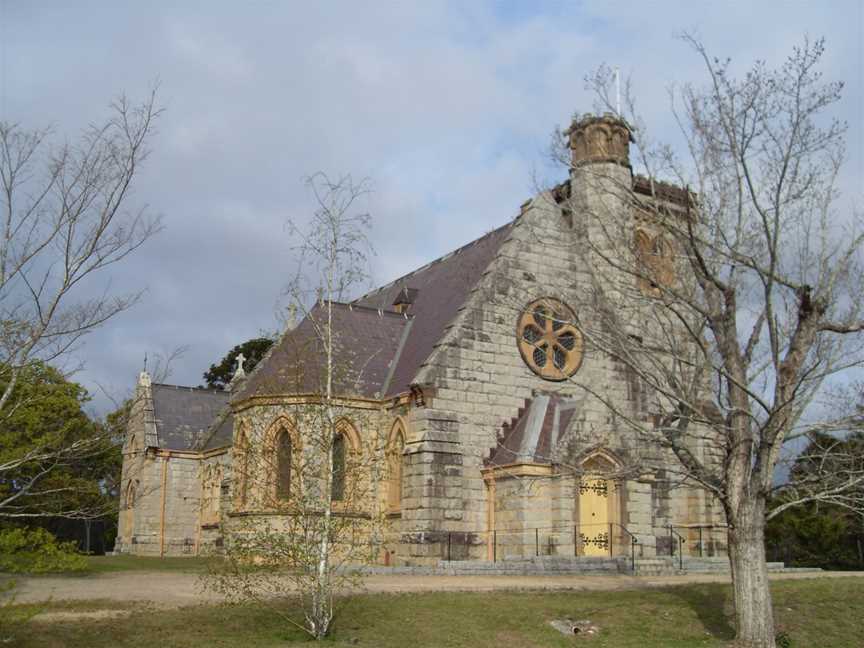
<box><xmin>2</xmin><ymin>1</ymin><xmax>861</xmax><ymax>414</ymax></box>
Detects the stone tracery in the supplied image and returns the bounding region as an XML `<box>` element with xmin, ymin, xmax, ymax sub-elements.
<box><xmin>516</xmin><ymin>297</ymin><xmax>584</xmax><ymax>380</ymax></box>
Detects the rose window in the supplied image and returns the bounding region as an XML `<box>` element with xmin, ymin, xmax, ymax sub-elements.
<box><xmin>516</xmin><ymin>298</ymin><xmax>584</xmax><ymax>381</ymax></box>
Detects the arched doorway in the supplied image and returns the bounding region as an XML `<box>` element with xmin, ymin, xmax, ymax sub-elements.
<box><xmin>577</xmin><ymin>452</ymin><xmax>622</xmax><ymax>557</ymax></box>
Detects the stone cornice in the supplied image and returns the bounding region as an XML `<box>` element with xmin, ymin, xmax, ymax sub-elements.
<box><xmin>153</xmin><ymin>447</ymin><xmax>228</xmax><ymax>460</ymax></box>
<box><xmin>481</xmin><ymin>462</ymin><xmax>556</xmax><ymax>481</ymax></box>
<box><xmin>231</xmin><ymin>392</ymin><xmax>412</xmax><ymax>414</ymax></box>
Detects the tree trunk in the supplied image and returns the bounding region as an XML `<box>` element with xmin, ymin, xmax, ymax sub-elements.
<box><xmin>728</xmin><ymin>504</ymin><xmax>775</xmax><ymax>648</ymax></box>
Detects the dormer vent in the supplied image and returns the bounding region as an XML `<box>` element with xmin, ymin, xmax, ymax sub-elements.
<box><xmin>392</xmin><ymin>287</ymin><xmax>419</xmax><ymax>314</ymax></box>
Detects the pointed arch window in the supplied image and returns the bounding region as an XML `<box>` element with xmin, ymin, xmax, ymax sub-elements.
<box><xmin>124</xmin><ymin>479</ymin><xmax>138</xmax><ymax>510</ymax></box>
<box><xmin>635</xmin><ymin>229</ymin><xmax>675</xmax><ymax>294</ymax></box>
<box><xmin>202</xmin><ymin>465</ymin><xmax>223</xmax><ymax>524</ymax></box>
<box><xmin>121</xmin><ymin>480</ymin><xmax>138</xmax><ymax>538</ymax></box>
<box><xmin>235</xmin><ymin>429</ymin><xmax>250</xmax><ymax>509</ymax></box>
<box><xmin>211</xmin><ymin>466</ymin><xmax>222</xmax><ymax>517</ymax></box>
<box><xmin>387</xmin><ymin>427</ymin><xmax>405</xmax><ymax>513</ymax></box>
<box><xmin>201</xmin><ymin>466</ymin><xmax>212</xmax><ymax>518</ymax></box>
<box><xmin>276</xmin><ymin>430</ymin><xmax>293</xmax><ymax>500</ymax></box>
<box><xmin>331</xmin><ymin>433</ymin><xmax>346</xmax><ymax>502</ymax></box>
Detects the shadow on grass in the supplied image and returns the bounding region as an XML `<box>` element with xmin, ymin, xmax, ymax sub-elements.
<box><xmin>666</xmin><ymin>583</ymin><xmax>736</xmax><ymax>641</ymax></box>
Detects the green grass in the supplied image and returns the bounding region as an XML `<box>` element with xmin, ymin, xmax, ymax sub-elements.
<box><xmin>1</xmin><ymin>555</ymin><xmax>214</xmax><ymax>577</ymax></box>
<box><xmin>7</xmin><ymin>577</ymin><xmax>863</xmax><ymax>647</ymax></box>
<box><xmin>81</xmin><ymin>555</ymin><xmax>214</xmax><ymax>574</ymax></box>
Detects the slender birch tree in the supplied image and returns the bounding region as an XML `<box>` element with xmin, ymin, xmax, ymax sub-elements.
<box><xmin>207</xmin><ymin>173</ymin><xmax>386</xmax><ymax>640</ymax></box>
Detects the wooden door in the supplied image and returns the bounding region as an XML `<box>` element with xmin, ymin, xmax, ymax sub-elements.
<box><xmin>579</xmin><ymin>478</ymin><xmax>609</xmax><ymax>556</ymax></box>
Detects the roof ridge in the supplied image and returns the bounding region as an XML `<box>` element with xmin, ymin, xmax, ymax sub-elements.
<box><xmin>152</xmin><ymin>382</ymin><xmax>227</xmax><ymax>394</ymax></box>
<box><xmin>354</xmin><ymin>221</ymin><xmax>514</xmax><ymax>304</ymax></box>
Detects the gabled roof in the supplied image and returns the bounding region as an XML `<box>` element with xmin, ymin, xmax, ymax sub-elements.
<box><xmin>486</xmin><ymin>393</ymin><xmax>579</xmax><ymax>467</ymax></box>
<box><xmin>149</xmin><ymin>383</ymin><xmax>231</xmax><ymax>451</ymax></box>
<box><xmin>234</xmin><ymin>222</ymin><xmax>513</xmax><ymax>402</ymax></box>
<box><xmin>354</xmin><ymin>222</ymin><xmax>513</xmax><ymax>397</ymax></box>
<box><xmin>235</xmin><ymin>301</ymin><xmax>411</xmax><ymax>400</ymax></box>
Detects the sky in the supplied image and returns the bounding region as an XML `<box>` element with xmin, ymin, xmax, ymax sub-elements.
<box><xmin>1</xmin><ymin>1</ymin><xmax>862</xmax><ymax>416</ymax></box>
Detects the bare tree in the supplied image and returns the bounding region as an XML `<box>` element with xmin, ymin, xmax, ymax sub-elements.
<box><xmin>552</xmin><ymin>36</ymin><xmax>864</xmax><ymax>647</ymax></box>
<box><xmin>0</xmin><ymin>89</ymin><xmax>162</xmax><ymax>520</ymax></box>
<box><xmin>206</xmin><ymin>173</ymin><xmax>387</xmax><ymax>640</ymax></box>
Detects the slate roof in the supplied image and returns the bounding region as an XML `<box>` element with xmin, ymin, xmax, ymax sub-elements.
<box><xmin>235</xmin><ymin>301</ymin><xmax>412</xmax><ymax>400</ymax></box>
<box><xmin>486</xmin><ymin>393</ymin><xmax>579</xmax><ymax>467</ymax></box>
<box><xmin>234</xmin><ymin>222</ymin><xmax>513</xmax><ymax>401</ymax></box>
<box><xmin>198</xmin><ymin>407</ymin><xmax>235</xmax><ymax>451</ymax></box>
<box><xmin>149</xmin><ymin>383</ymin><xmax>231</xmax><ymax>451</ymax></box>
<box><xmin>354</xmin><ymin>222</ymin><xmax>513</xmax><ymax>397</ymax></box>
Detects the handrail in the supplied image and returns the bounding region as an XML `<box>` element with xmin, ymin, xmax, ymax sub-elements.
<box><xmin>611</xmin><ymin>522</ymin><xmax>639</xmax><ymax>572</ymax></box>
<box><xmin>668</xmin><ymin>525</ymin><xmax>686</xmax><ymax>571</ymax></box>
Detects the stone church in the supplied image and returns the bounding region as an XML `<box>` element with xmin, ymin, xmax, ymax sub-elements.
<box><xmin>116</xmin><ymin>114</ymin><xmax>725</xmax><ymax>565</ymax></box>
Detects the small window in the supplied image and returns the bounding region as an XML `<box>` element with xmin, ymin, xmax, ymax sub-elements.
<box><xmin>331</xmin><ymin>433</ymin><xmax>345</xmax><ymax>502</ymax></box>
<box><xmin>276</xmin><ymin>431</ymin><xmax>292</xmax><ymax>500</ymax></box>
<box><xmin>235</xmin><ymin>430</ymin><xmax>250</xmax><ymax>508</ymax></box>
<box><xmin>211</xmin><ymin>467</ymin><xmax>222</xmax><ymax>515</ymax></box>
<box><xmin>387</xmin><ymin>429</ymin><xmax>405</xmax><ymax>512</ymax></box>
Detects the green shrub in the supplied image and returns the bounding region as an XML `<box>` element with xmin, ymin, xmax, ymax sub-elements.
<box><xmin>0</xmin><ymin>527</ymin><xmax>87</xmax><ymax>573</ymax></box>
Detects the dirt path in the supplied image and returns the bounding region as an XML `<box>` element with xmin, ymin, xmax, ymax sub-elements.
<box><xmin>10</xmin><ymin>570</ymin><xmax>864</xmax><ymax>607</ymax></box>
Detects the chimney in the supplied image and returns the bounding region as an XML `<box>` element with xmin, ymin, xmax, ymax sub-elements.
<box><xmin>566</xmin><ymin>112</ymin><xmax>632</xmax><ymax>170</ymax></box>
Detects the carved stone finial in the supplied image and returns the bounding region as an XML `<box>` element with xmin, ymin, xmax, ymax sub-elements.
<box><xmin>567</xmin><ymin>113</ymin><xmax>632</xmax><ymax>168</ymax></box>
<box><xmin>226</xmin><ymin>353</ymin><xmax>246</xmax><ymax>392</ymax></box>
<box><xmin>137</xmin><ymin>370</ymin><xmax>151</xmax><ymax>388</ymax></box>
<box><xmin>233</xmin><ymin>353</ymin><xmax>246</xmax><ymax>379</ymax></box>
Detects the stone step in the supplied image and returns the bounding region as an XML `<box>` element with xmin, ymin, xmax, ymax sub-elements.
<box><xmin>634</xmin><ymin>557</ymin><xmax>678</xmax><ymax>577</ymax></box>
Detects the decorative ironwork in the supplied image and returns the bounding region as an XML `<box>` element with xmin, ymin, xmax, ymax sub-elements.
<box><xmin>516</xmin><ymin>298</ymin><xmax>584</xmax><ymax>381</ymax></box>
<box><xmin>578</xmin><ymin>480</ymin><xmax>609</xmax><ymax>497</ymax></box>
<box><xmin>579</xmin><ymin>531</ymin><xmax>609</xmax><ymax>551</ymax></box>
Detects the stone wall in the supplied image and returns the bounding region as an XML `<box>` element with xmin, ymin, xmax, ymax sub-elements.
<box><xmin>492</xmin><ymin>473</ymin><xmax>573</xmax><ymax>560</ymax></box>
<box><xmin>397</xmin><ymin>153</ymin><xmax>720</xmax><ymax>562</ymax></box>
<box><xmin>198</xmin><ymin>450</ymin><xmax>232</xmax><ymax>555</ymax></box>
<box><xmin>399</xmin><ymin>182</ymin><xmax>646</xmax><ymax>562</ymax></box>
<box><xmin>225</xmin><ymin>401</ymin><xmax>394</xmax><ymax>562</ymax></box>
<box><xmin>118</xmin><ymin>453</ymin><xmax>202</xmax><ymax>556</ymax></box>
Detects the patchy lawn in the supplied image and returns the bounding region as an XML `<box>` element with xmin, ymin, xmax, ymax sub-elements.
<box><xmin>82</xmin><ymin>555</ymin><xmax>213</xmax><ymax>574</ymax></box>
<box><xmin>6</xmin><ymin>577</ymin><xmax>863</xmax><ymax>647</ymax></box>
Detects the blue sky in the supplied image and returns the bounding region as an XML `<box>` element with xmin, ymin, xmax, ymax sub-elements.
<box><xmin>1</xmin><ymin>1</ymin><xmax>862</xmax><ymax>414</ymax></box>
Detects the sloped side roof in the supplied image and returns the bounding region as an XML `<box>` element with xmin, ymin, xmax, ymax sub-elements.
<box><xmin>353</xmin><ymin>222</ymin><xmax>513</xmax><ymax>396</ymax></box>
<box><xmin>486</xmin><ymin>393</ymin><xmax>579</xmax><ymax>466</ymax></box>
<box><xmin>151</xmin><ymin>384</ymin><xmax>230</xmax><ymax>451</ymax></box>
<box><xmin>235</xmin><ymin>301</ymin><xmax>411</xmax><ymax>400</ymax></box>
<box><xmin>196</xmin><ymin>407</ymin><xmax>234</xmax><ymax>451</ymax></box>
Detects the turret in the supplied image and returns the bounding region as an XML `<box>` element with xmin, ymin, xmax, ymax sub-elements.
<box><xmin>566</xmin><ymin>112</ymin><xmax>633</xmax><ymax>170</ymax></box>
